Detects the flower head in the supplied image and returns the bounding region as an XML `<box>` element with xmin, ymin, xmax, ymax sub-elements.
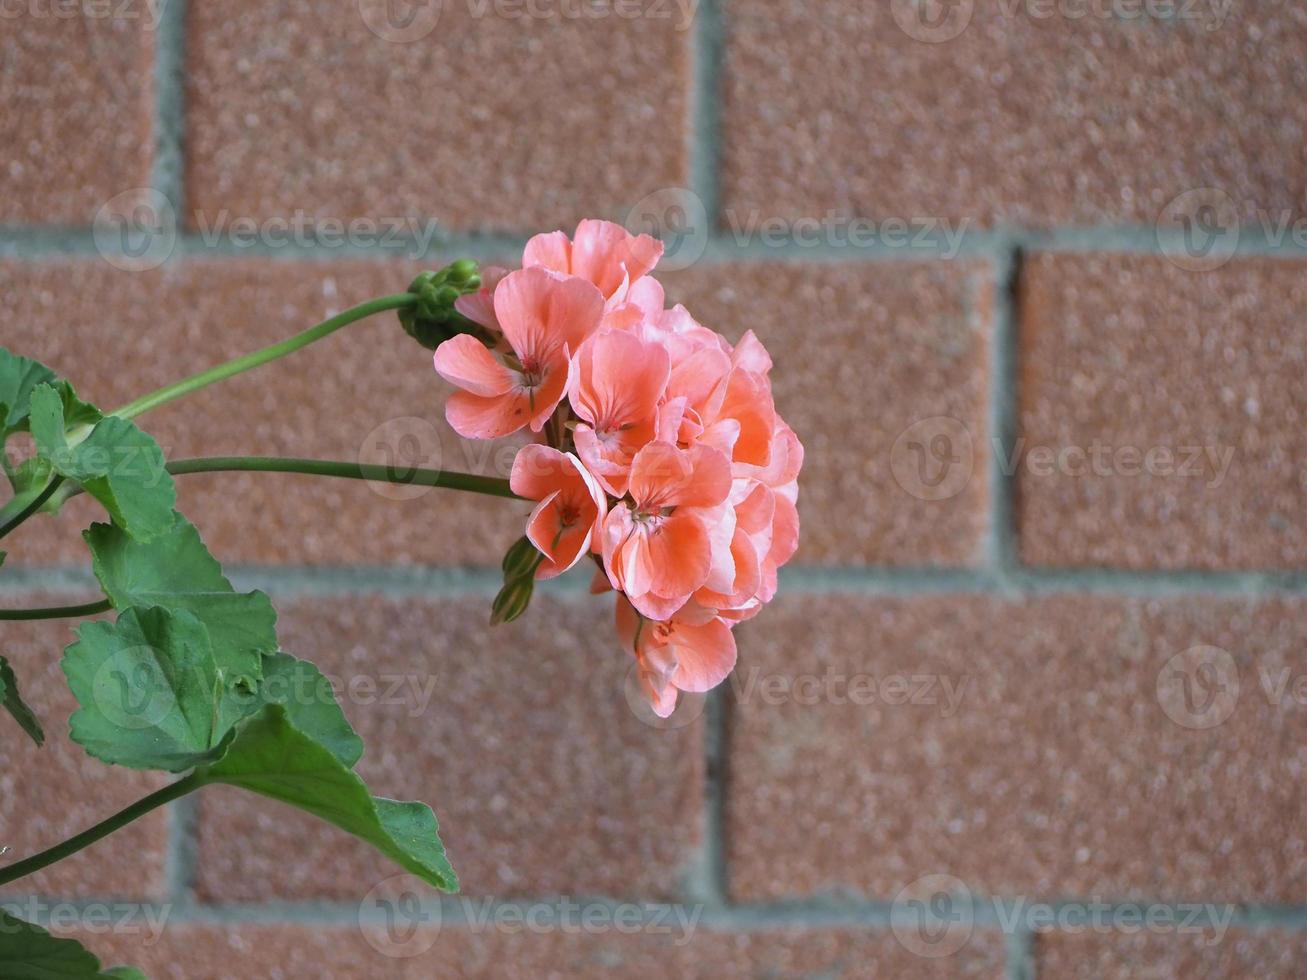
<box><xmin>431</xmin><ymin>221</ymin><xmax>803</xmax><ymax>719</ymax></box>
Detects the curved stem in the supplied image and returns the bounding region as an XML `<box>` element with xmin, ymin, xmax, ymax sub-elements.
<box><xmin>0</xmin><ymin>774</ymin><xmax>202</xmax><ymax>887</ymax></box>
<box><xmin>0</xmin><ymin>475</ymin><xmax>65</xmax><ymax>543</ymax></box>
<box><xmin>164</xmin><ymin>456</ymin><xmax>521</xmax><ymax>499</ymax></box>
<box><xmin>112</xmin><ymin>294</ymin><xmax>417</xmax><ymax>421</ymax></box>
<box><xmin>0</xmin><ymin>598</ymin><xmax>112</xmax><ymax>621</ymax></box>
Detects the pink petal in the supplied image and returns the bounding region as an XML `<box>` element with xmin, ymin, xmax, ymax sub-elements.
<box><xmin>670</xmin><ymin>618</ymin><xmax>737</xmax><ymax>694</ymax></box>
<box><xmin>433</xmin><ymin>335</ymin><xmax>514</xmax><ymax>397</ymax></box>
<box><xmin>493</xmin><ymin>267</ymin><xmax>605</xmax><ymax>364</ymax></box>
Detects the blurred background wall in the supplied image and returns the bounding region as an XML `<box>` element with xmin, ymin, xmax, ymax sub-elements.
<box><xmin>2</xmin><ymin>0</ymin><xmax>1307</xmax><ymax>976</ymax></box>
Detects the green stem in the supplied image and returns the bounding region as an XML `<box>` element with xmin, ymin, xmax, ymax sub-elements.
<box><xmin>112</xmin><ymin>294</ymin><xmax>416</xmax><ymax>421</ymax></box>
<box><xmin>0</xmin><ymin>475</ymin><xmax>65</xmax><ymax>543</ymax></box>
<box><xmin>0</xmin><ymin>774</ymin><xmax>202</xmax><ymax>887</ymax></box>
<box><xmin>0</xmin><ymin>598</ymin><xmax>112</xmax><ymax>621</ymax></box>
<box><xmin>164</xmin><ymin>456</ymin><xmax>521</xmax><ymax>499</ymax></box>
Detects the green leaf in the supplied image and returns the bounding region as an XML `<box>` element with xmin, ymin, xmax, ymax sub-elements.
<box><xmin>29</xmin><ymin>384</ymin><xmax>176</xmax><ymax>542</ymax></box>
<box><xmin>0</xmin><ymin>654</ymin><xmax>45</xmax><ymax>746</ymax></box>
<box><xmin>83</xmin><ymin>516</ymin><xmax>275</xmax><ymax>686</ymax></box>
<box><xmin>0</xmin><ymin>348</ymin><xmax>58</xmax><ymax>437</ymax></box>
<box><xmin>0</xmin><ymin>910</ymin><xmax>146</xmax><ymax>979</ymax></box>
<box><xmin>198</xmin><ymin>704</ymin><xmax>457</xmax><ymax>892</ymax></box>
<box><xmin>244</xmin><ymin>652</ymin><xmax>363</xmax><ymax>767</ymax></box>
<box><xmin>62</xmin><ymin>606</ymin><xmax>238</xmax><ymax>773</ymax></box>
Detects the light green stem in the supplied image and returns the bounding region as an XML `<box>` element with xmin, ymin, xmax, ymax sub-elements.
<box><xmin>112</xmin><ymin>293</ymin><xmax>416</xmax><ymax>420</ymax></box>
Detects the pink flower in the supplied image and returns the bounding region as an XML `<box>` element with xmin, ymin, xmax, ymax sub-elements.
<box><xmin>509</xmin><ymin>445</ymin><xmax>607</xmax><ymax>579</ymax></box>
<box><xmin>568</xmin><ymin>329</ymin><xmax>670</xmax><ymax>497</ymax></box>
<box><xmin>453</xmin><ymin>265</ymin><xmax>509</xmax><ymax>341</ymax></box>
<box><xmin>601</xmin><ymin>442</ymin><xmax>732</xmax><ymax>620</ymax></box>
<box><xmin>433</xmin><ymin>267</ymin><xmax>603</xmax><ymax>438</ymax></box>
<box><xmin>524</xmin><ymin>220</ymin><xmax>663</xmax><ymax>308</ymax></box>
<box><xmin>617</xmin><ymin>597</ymin><xmax>737</xmax><ymax>719</ymax></box>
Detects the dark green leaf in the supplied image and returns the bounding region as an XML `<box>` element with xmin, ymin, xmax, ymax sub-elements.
<box><xmin>243</xmin><ymin>652</ymin><xmax>363</xmax><ymax>767</ymax></box>
<box><xmin>198</xmin><ymin>704</ymin><xmax>457</xmax><ymax>892</ymax></box>
<box><xmin>0</xmin><ymin>348</ymin><xmax>58</xmax><ymax>437</ymax></box>
<box><xmin>0</xmin><ymin>654</ymin><xmax>44</xmax><ymax>746</ymax></box>
<box><xmin>29</xmin><ymin>385</ymin><xmax>176</xmax><ymax>542</ymax></box>
<box><xmin>83</xmin><ymin>516</ymin><xmax>274</xmax><ymax>686</ymax></box>
<box><xmin>62</xmin><ymin>606</ymin><xmax>237</xmax><ymax>772</ymax></box>
<box><xmin>0</xmin><ymin>910</ymin><xmax>146</xmax><ymax>979</ymax></box>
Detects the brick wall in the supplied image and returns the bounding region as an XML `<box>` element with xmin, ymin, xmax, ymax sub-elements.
<box><xmin>2</xmin><ymin>1</ymin><xmax>1306</xmax><ymax>977</ymax></box>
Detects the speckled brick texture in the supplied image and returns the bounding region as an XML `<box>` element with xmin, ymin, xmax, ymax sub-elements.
<box><xmin>662</xmin><ymin>261</ymin><xmax>994</xmax><ymax>566</ymax></box>
<box><xmin>183</xmin><ymin>0</ymin><xmax>691</xmax><ymax>233</ymax></box>
<box><xmin>77</xmin><ymin>924</ymin><xmax>1008</xmax><ymax>979</ymax></box>
<box><xmin>0</xmin><ymin>11</ymin><xmax>155</xmax><ymax>225</ymax></box>
<box><xmin>0</xmin><ymin>597</ymin><xmax>169</xmax><ymax>899</ymax></box>
<box><xmin>192</xmin><ymin>595</ymin><xmax>704</xmax><ymax>902</ymax></box>
<box><xmin>721</xmin><ymin>1</ymin><xmax>1307</xmax><ymax>227</ymax></box>
<box><xmin>0</xmin><ymin>260</ymin><xmax>524</xmax><ymax>567</ymax></box>
<box><xmin>1017</xmin><ymin>254</ymin><xmax>1307</xmax><ymax>570</ymax></box>
<box><xmin>725</xmin><ymin>594</ymin><xmax>1307</xmax><ymax>904</ymax></box>
<box><xmin>1037</xmin><ymin>930</ymin><xmax>1307</xmax><ymax>979</ymax></box>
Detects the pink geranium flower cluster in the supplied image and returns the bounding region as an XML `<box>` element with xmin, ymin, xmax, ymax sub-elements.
<box><xmin>433</xmin><ymin>220</ymin><xmax>802</xmax><ymax>717</ymax></box>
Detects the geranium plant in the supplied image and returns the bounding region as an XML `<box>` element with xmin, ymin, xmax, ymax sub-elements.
<box><xmin>0</xmin><ymin>220</ymin><xmax>801</xmax><ymax>976</ymax></box>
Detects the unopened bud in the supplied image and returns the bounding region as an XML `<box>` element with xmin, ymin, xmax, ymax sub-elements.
<box><xmin>398</xmin><ymin>261</ymin><xmax>491</xmax><ymax>351</ymax></box>
<box><xmin>501</xmin><ymin>535</ymin><xmax>545</xmax><ymax>581</ymax></box>
<box><xmin>490</xmin><ymin>576</ymin><xmax>534</xmax><ymax>626</ymax></box>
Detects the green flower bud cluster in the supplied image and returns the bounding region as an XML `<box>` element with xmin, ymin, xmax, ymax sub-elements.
<box><xmin>491</xmin><ymin>535</ymin><xmax>545</xmax><ymax>625</ymax></box>
<box><xmin>398</xmin><ymin>260</ymin><xmax>492</xmax><ymax>351</ymax></box>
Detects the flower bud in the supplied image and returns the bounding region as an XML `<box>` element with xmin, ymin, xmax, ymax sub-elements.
<box><xmin>398</xmin><ymin>261</ymin><xmax>493</xmax><ymax>351</ymax></box>
<box><xmin>501</xmin><ymin>535</ymin><xmax>544</xmax><ymax>581</ymax></box>
<box><xmin>490</xmin><ymin>576</ymin><xmax>534</xmax><ymax>626</ymax></box>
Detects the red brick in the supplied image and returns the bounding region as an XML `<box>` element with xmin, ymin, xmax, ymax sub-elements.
<box><xmin>1017</xmin><ymin>254</ymin><xmax>1307</xmax><ymax>569</ymax></box>
<box><xmin>0</xmin><ymin>10</ymin><xmax>155</xmax><ymax>225</ymax></box>
<box><xmin>725</xmin><ymin>594</ymin><xmax>1307</xmax><ymax>903</ymax></box>
<box><xmin>0</xmin><ymin>597</ymin><xmax>169</xmax><ymax>899</ymax></box>
<box><xmin>663</xmin><ymin>261</ymin><xmax>994</xmax><ymax>566</ymax></box>
<box><xmin>192</xmin><ymin>595</ymin><xmax>704</xmax><ymax>902</ymax></box>
<box><xmin>184</xmin><ymin>0</ymin><xmax>690</xmax><ymax>233</ymax></box>
<box><xmin>1038</xmin><ymin>929</ymin><xmax>1307</xmax><ymax>979</ymax></box>
<box><xmin>721</xmin><ymin>1</ymin><xmax>1307</xmax><ymax>227</ymax></box>
<box><xmin>0</xmin><ymin>260</ymin><xmax>524</xmax><ymax>567</ymax></box>
<box><xmin>80</xmin><ymin>924</ymin><xmax>1008</xmax><ymax>979</ymax></box>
